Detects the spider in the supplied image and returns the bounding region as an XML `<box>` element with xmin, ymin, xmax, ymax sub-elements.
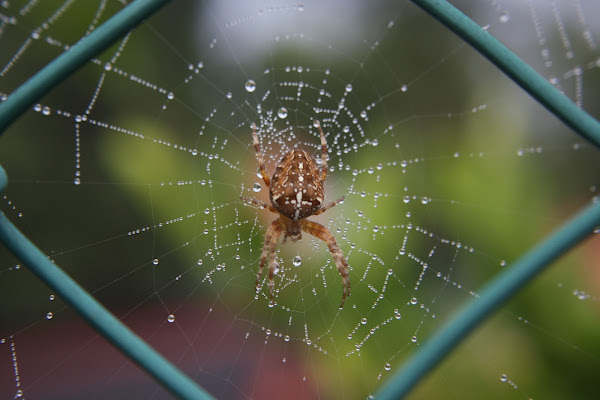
<box><xmin>241</xmin><ymin>121</ymin><xmax>350</xmax><ymax>308</ymax></box>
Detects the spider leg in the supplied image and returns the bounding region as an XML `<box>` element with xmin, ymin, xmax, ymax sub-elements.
<box><xmin>257</xmin><ymin>218</ymin><xmax>284</xmax><ymax>305</ymax></box>
<box><xmin>315</xmin><ymin>121</ymin><xmax>328</xmax><ymax>182</ymax></box>
<box><xmin>252</xmin><ymin>122</ymin><xmax>271</xmax><ymax>187</ymax></box>
<box><xmin>301</xmin><ymin>220</ymin><xmax>350</xmax><ymax>308</ymax></box>
<box><xmin>313</xmin><ymin>196</ymin><xmax>345</xmax><ymax>216</ymax></box>
<box><xmin>240</xmin><ymin>196</ymin><xmax>278</xmax><ymax>214</ymax></box>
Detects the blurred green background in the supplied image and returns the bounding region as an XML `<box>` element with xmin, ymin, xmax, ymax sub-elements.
<box><xmin>0</xmin><ymin>1</ymin><xmax>599</xmax><ymax>399</ymax></box>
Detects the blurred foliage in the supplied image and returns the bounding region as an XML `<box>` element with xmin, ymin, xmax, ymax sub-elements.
<box><xmin>0</xmin><ymin>1</ymin><xmax>599</xmax><ymax>399</ymax></box>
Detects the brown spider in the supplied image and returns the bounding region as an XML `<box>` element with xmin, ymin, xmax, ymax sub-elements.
<box><xmin>241</xmin><ymin>121</ymin><xmax>350</xmax><ymax>308</ymax></box>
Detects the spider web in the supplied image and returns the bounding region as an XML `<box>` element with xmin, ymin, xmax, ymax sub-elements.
<box><xmin>0</xmin><ymin>0</ymin><xmax>599</xmax><ymax>399</ymax></box>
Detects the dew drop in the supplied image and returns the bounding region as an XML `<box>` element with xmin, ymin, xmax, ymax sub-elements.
<box><xmin>46</xmin><ymin>312</ymin><xmax>53</xmax><ymax>320</ymax></box>
<box><xmin>197</xmin><ymin>259</ymin><xmax>203</xmax><ymax>265</ymax></box>
<box><xmin>499</xmin><ymin>11</ymin><xmax>510</xmax><ymax>23</ymax></box>
<box><xmin>167</xmin><ymin>92</ymin><xmax>174</xmax><ymax>100</ymax></box>
<box><xmin>278</xmin><ymin>107</ymin><xmax>288</xmax><ymax>119</ymax></box>
<box><xmin>245</xmin><ymin>80</ymin><xmax>256</xmax><ymax>92</ymax></box>
<box><xmin>49</xmin><ymin>294</ymin><xmax>55</xmax><ymax>301</ymax></box>
<box><xmin>284</xmin><ymin>335</ymin><xmax>290</xmax><ymax>342</ymax></box>
<box><xmin>384</xmin><ymin>363</ymin><xmax>391</xmax><ymax>371</ymax></box>
<box><xmin>167</xmin><ymin>314</ymin><xmax>175</xmax><ymax>323</ymax></box>
<box><xmin>153</xmin><ymin>258</ymin><xmax>159</xmax><ymax>265</ymax></box>
<box><xmin>74</xmin><ymin>178</ymin><xmax>81</xmax><ymax>185</ymax></box>
<box><xmin>361</xmin><ymin>317</ymin><xmax>367</xmax><ymax>324</ymax></box>
<box><xmin>411</xmin><ymin>335</ymin><xmax>417</xmax><ymax>343</ymax></box>
<box><xmin>253</xmin><ymin>182</ymin><xmax>262</xmax><ymax>192</ymax></box>
<box><xmin>292</xmin><ymin>256</ymin><xmax>302</xmax><ymax>266</ymax></box>
<box><xmin>345</xmin><ymin>83</ymin><xmax>353</xmax><ymax>93</ymax></box>
<box><xmin>42</xmin><ymin>106</ymin><xmax>51</xmax><ymax>116</ymax></box>
<box><xmin>500</xmin><ymin>374</ymin><xmax>508</xmax><ymax>382</ymax></box>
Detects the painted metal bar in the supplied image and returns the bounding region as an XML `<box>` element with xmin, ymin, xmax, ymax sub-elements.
<box><xmin>0</xmin><ymin>0</ymin><xmax>214</xmax><ymax>398</ymax></box>
<box><xmin>0</xmin><ymin>0</ymin><xmax>171</xmax><ymax>133</ymax></box>
<box><xmin>410</xmin><ymin>0</ymin><xmax>600</xmax><ymax>148</ymax></box>
<box><xmin>375</xmin><ymin>1</ymin><xmax>600</xmax><ymax>397</ymax></box>
<box><xmin>377</xmin><ymin>200</ymin><xmax>600</xmax><ymax>398</ymax></box>
<box><xmin>0</xmin><ymin>212</ymin><xmax>214</xmax><ymax>399</ymax></box>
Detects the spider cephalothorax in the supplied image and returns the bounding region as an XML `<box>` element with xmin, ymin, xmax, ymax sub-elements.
<box><xmin>241</xmin><ymin>121</ymin><xmax>351</xmax><ymax>308</ymax></box>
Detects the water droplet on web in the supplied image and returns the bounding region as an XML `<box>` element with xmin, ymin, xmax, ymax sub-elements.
<box><xmin>46</xmin><ymin>312</ymin><xmax>53</xmax><ymax>320</ymax></box>
<box><xmin>384</xmin><ymin>363</ymin><xmax>391</xmax><ymax>371</ymax></box>
<box><xmin>500</xmin><ymin>374</ymin><xmax>508</xmax><ymax>382</ymax></box>
<box><xmin>42</xmin><ymin>106</ymin><xmax>51</xmax><ymax>115</ymax></box>
<box><xmin>411</xmin><ymin>335</ymin><xmax>417</xmax><ymax>343</ymax></box>
<box><xmin>401</xmin><ymin>84</ymin><xmax>408</xmax><ymax>92</ymax></box>
<box><xmin>278</xmin><ymin>107</ymin><xmax>288</xmax><ymax>119</ymax></box>
<box><xmin>34</xmin><ymin>104</ymin><xmax>42</xmax><ymax>112</ymax></box>
<box><xmin>153</xmin><ymin>258</ymin><xmax>159</xmax><ymax>265</ymax></box>
<box><xmin>284</xmin><ymin>335</ymin><xmax>290</xmax><ymax>342</ymax></box>
<box><xmin>197</xmin><ymin>259</ymin><xmax>203</xmax><ymax>265</ymax></box>
<box><xmin>74</xmin><ymin>178</ymin><xmax>81</xmax><ymax>185</ymax></box>
<box><xmin>226</xmin><ymin>92</ymin><xmax>232</xmax><ymax>99</ymax></box>
<box><xmin>245</xmin><ymin>80</ymin><xmax>256</xmax><ymax>92</ymax></box>
<box><xmin>167</xmin><ymin>92</ymin><xmax>174</xmax><ymax>100</ymax></box>
<box><xmin>410</xmin><ymin>297</ymin><xmax>417</xmax><ymax>305</ymax></box>
<box><xmin>403</xmin><ymin>196</ymin><xmax>410</xmax><ymax>203</ymax></box>
<box><xmin>500</xmin><ymin>260</ymin><xmax>506</xmax><ymax>267</ymax></box>
<box><xmin>499</xmin><ymin>11</ymin><xmax>510</xmax><ymax>23</ymax></box>
<box><xmin>345</xmin><ymin>83</ymin><xmax>353</xmax><ymax>92</ymax></box>
<box><xmin>360</xmin><ymin>110</ymin><xmax>367</xmax><ymax>119</ymax></box>
<box><xmin>313</xmin><ymin>120</ymin><xmax>320</xmax><ymax>128</ymax></box>
<box><xmin>16</xmin><ymin>390</ymin><xmax>23</xmax><ymax>398</ymax></box>
<box><xmin>167</xmin><ymin>314</ymin><xmax>175</xmax><ymax>323</ymax></box>
<box><xmin>49</xmin><ymin>294</ymin><xmax>55</xmax><ymax>301</ymax></box>
<box><xmin>292</xmin><ymin>256</ymin><xmax>302</xmax><ymax>266</ymax></box>
<box><xmin>361</xmin><ymin>317</ymin><xmax>367</xmax><ymax>324</ymax></box>
<box><xmin>253</xmin><ymin>182</ymin><xmax>262</xmax><ymax>192</ymax></box>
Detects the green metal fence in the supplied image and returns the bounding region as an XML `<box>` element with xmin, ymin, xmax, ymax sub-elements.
<box><xmin>0</xmin><ymin>0</ymin><xmax>598</xmax><ymax>399</ymax></box>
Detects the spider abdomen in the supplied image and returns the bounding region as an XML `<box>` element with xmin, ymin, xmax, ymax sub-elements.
<box><xmin>270</xmin><ymin>149</ymin><xmax>324</xmax><ymax>220</ymax></box>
